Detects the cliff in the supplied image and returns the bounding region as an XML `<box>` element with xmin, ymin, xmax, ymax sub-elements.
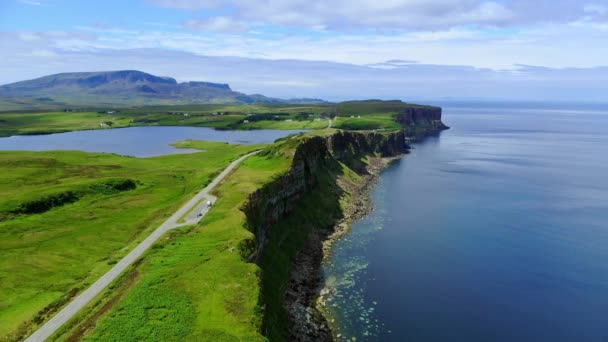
<box><xmin>333</xmin><ymin>100</ymin><xmax>449</xmax><ymax>140</ymax></box>
<box><xmin>243</xmin><ymin>136</ymin><xmax>333</xmax><ymax>262</ymax></box>
<box><xmin>394</xmin><ymin>106</ymin><xmax>449</xmax><ymax>140</ymax></box>
<box><xmin>244</xmin><ymin>131</ymin><xmax>408</xmax><ymax>259</ymax></box>
<box><xmin>242</xmin><ymin>131</ymin><xmax>408</xmax><ymax>341</ymax></box>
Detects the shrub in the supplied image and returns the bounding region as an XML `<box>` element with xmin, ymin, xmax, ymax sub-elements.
<box><xmin>89</xmin><ymin>178</ymin><xmax>137</xmax><ymax>195</ymax></box>
<box><xmin>14</xmin><ymin>191</ymin><xmax>80</xmax><ymax>214</ymax></box>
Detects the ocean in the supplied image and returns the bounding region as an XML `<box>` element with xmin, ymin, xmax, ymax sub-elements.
<box><xmin>321</xmin><ymin>104</ymin><xmax>608</xmax><ymax>341</ymax></box>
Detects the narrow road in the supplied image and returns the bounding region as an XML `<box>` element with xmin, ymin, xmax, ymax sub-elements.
<box><xmin>25</xmin><ymin>151</ymin><xmax>259</xmax><ymax>342</ymax></box>
<box><xmin>327</xmin><ymin>117</ymin><xmax>333</xmax><ymax>128</ymax></box>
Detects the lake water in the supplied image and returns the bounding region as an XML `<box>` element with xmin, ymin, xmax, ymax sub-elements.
<box><xmin>0</xmin><ymin>126</ymin><xmax>305</xmax><ymax>157</ymax></box>
<box><xmin>322</xmin><ymin>105</ymin><xmax>608</xmax><ymax>341</ymax></box>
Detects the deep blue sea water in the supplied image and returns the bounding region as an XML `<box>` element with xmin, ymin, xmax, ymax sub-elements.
<box><xmin>322</xmin><ymin>105</ymin><xmax>608</xmax><ymax>341</ymax></box>
<box><xmin>0</xmin><ymin>126</ymin><xmax>305</xmax><ymax>157</ymax></box>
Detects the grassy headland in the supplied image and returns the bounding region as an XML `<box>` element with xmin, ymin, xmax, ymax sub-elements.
<box><xmin>0</xmin><ymin>100</ymin><xmax>443</xmax><ymax>137</ymax></box>
<box><xmin>0</xmin><ymin>100</ymin><xmax>446</xmax><ymax>341</ymax></box>
<box><xmin>50</xmin><ymin>130</ymin><xmax>410</xmax><ymax>341</ymax></box>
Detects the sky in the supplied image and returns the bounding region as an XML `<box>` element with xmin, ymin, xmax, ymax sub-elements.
<box><xmin>1</xmin><ymin>0</ymin><xmax>607</xmax><ymax>102</ymax></box>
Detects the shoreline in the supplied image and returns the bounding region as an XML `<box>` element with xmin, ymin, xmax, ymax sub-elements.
<box><xmin>284</xmin><ymin>154</ymin><xmax>403</xmax><ymax>341</ymax></box>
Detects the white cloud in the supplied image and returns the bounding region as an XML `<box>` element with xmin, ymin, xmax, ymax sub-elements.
<box><xmin>2</xmin><ymin>9</ymin><xmax>607</xmax><ymax>71</ymax></box>
<box><xmin>183</xmin><ymin>17</ymin><xmax>248</xmax><ymax>32</ymax></box>
<box><xmin>1</xmin><ymin>47</ymin><xmax>607</xmax><ymax>102</ymax></box>
<box><xmin>584</xmin><ymin>3</ymin><xmax>608</xmax><ymax>15</ymax></box>
<box><xmin>18</xmin><ymin>32</ymin><xmax>40</xmax><ymax>41</ymax></box>
<box><xmin>17</xmin><ymin>0</ymin><xmax>43</xmax><ymax>5</ymax></box>
<box><xmin>148</xmin><ymin>0</ymin><xmax>607</xmax><ymax>30</ymax></box>
<box><xmin>148</xmin><ymin>0</ymin><xmax>514</xmax><ymax>29</ymax></box>
<box><xmin>30</xmin><ymin>49</ymin><xmax>57</xmax><ymax>57</ymax></box>
<box><xmin>147</xmin><ymin>0</ymin><xmax>221</xmax><ymax>9</ymax></box>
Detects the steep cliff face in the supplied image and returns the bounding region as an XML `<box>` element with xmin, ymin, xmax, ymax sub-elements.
<box><xmin>244</xmin><ymin>131</ymin><xmax>408</xmax><ymax>259</ymax></box>
<box><xmin>395</xmin><ymin>106</ymin><xmax>449</xmax><ymax>139</ymax></box>
<box><xmin>242</xmin><ymin>131</ymin><xmax>408</xmax><ymax>341</ymax></box>
<box><xmin>396</xmin><ymin>106</ymin><xmax>442</xmax><ymax>123</ymax></box>
<box><xmin>326</xmin><ymin>130</ymin><xmax>408</xmax><ymax>159</ymax></box>
<box><xmin>243</xmin><ymin>136</ymin><xmax>333</xmax><ymax>261</ymax></box>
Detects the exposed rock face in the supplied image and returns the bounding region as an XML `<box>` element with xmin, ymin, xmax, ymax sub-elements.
<box><xmin>243</xmin><ymin>136</ymin><xmax>333</xmax><ymax>261</ymax></box>
<box><xmin>396</xmin><ymin>106</ymin><xmax>442</xmax><ymax>123</ymax></box>
<box><xmin>243</xmin><ymin>131</ymin><xmax>408</xmax><ymax>260</ymax></box>
<box><xmin>395</xmin><ymin>106</ymin><xmax>449</xmax><ymax>140</ymax></box>
<box><xmin>327</xmin><ymin>130</ymin><xmax>408</xmax><ymax>159</ymax></box>
<box><xmin>242</xmin><ymin>131</ymin><xmax>408</xmax><ymax>341</ymax></box>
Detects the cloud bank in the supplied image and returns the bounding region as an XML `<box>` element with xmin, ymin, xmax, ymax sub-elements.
<box><xmin>148</xmin><ymin>0</ymin><xmax>608</xmax><ymax>30</ymax></box>
<box><xmin>1</xmin><ymin>0</ymin><xmax>607</xmax><ymax>102</ymax></box>
<box><xmin>1</xmin><ymin>46</ymin><xmax>606</xmax><ymax>103</ymax></box>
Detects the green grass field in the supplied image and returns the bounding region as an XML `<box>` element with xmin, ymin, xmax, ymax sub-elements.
<box><xmin>332</xmin><ymin>114</ymin><xmax>401</xmax><ymax>131</ymax></box>
<box><xmin>335</xmin><ymin>99</ymin><xmax>435</xmax><ymax>116</ymax></box>
<box><xmin>0</xmin><ymin>112</ymin><xmax>134</xmax><ymax>137</ymax></box>
<box><xmin>0</xmin><ymin>104</ymin><xmax>335</xmax><ymax>137</ymax></box>
<box><xmin>0</xmin><ymin>100</ymin><xmax>436</xmax><ymax>137</ymax></box>
<box><xmin>0</xmin><ymin>142</ymin><xmax>260</xmax><ymax>340</ymax></box>
<box><xmin>50</xmin><ymin>148</ymin><xmax>294</xmax><ymax>341</ymax></box>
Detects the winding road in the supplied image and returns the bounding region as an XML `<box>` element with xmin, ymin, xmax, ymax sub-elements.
<box><xmin>25</xmin><ymin>151</ymin><xmax>259</xmax><ymax>342</ymax></box>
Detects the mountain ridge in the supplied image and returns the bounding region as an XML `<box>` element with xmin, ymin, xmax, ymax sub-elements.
<box><xmin>0</xmin><ymin>70</ymin><xmax>325</xmax><ymax>110</ymax></box>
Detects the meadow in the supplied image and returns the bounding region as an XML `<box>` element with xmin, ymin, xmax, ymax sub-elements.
<box><xmin>0</xmin><ymin>100</ymin><xmax>421</xmax><ymax>138</ymax></box>
<box><xmin>332</xmin><ymin>114</ymin><xmax>401</xmax><ymax>131</ymax></box>
<box><xmin>0</xmin><ymin>103</ymin><xmax>334</xmax><ymax>137</ymax></box>
<box><xmin>49</xmin><ymin>145</ymin><xmax>295</xmax><ymax>341</ymax></box>
<box><xmin>0</xmin><ymin>112</ymin><xmax>133</xmax><ymax>137</ymax></box>
<box><xmin>0</xmin><ymin>142</ymin><xmax>260</xmax><ymax>340</ymax></box>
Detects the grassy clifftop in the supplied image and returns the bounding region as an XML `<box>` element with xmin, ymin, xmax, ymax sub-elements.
<box><xmin>243</xmin><ymin>130</ymin><xmax>409</xmax><ymax>341</ymax></box>
<box><xmin>0</xmin><ymin>100</ymin><xmax>446</xmax><ymax>137</ymax></box>
<box><xmin>33</xmin><ymin>130</ymin><xmax>406</xmax><ymax>342</ymax></box>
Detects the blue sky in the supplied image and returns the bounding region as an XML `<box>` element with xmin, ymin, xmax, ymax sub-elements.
<box><xmin>1</xmin><ymin>0</ymin><xmax>607</xmax><ymax>101</ymax></box>
<box><xmin>1</xmin><ymin>1</ymin><xmax>195</xmax><ymax>31</ymax></box>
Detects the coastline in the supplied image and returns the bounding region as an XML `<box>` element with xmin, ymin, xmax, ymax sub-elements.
<box><xmin>323</xmin><ymin>155</ymin><xmax>402</xmax><ymax>255</ymax></box>
<box><xmin>284</xmin><ymin>154</ymin><xmax>404</xmax><ymax>341</ymax></box>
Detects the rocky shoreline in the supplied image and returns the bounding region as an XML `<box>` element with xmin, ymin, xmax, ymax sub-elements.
<box><xmin>284</xmin><ymin>155</ymin><xmax>403</xmax><ymax>341</ymax></box>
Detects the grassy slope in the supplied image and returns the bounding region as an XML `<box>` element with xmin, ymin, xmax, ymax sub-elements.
<box><xmin>0</xmin><ymin>142</ymin><xmax>259</xmax><ymax>340</ymax></box>
<box><xmin>0</xmin><ymin>104</ymin><xmax>333</xmax><ymax>137</ymax></box>
<box><xmin>331</xmin><ymin>100</ymin><xmax>436</xmax><ymax>131</ymax></box>
<box><xmin>0</xmin><ymin>100</ymin><xmax>437</xmax><ymax>137</ymax></box>
<box><xmin>335</xmin><ymin>99</ymin><xmax>435</xmax><ymax>115</ymax></box>
<box><xmin>332</xmin><ymin>114</ymin><xmax>401</xmax><ymax>131</ymax></box>
<box><xmin>51</xmin><ymin>151</ymin><xmax>293</xmax><ymax>341</ymax></box>
<box><xmin>242</xmin><ymin>119</ymin><xmax>328</xmax><ymax>130</ymax></box>
<box><xmin>0</xmin><ymin>112</ymin><xmax>133</xmax><ymax>137</ymax></box>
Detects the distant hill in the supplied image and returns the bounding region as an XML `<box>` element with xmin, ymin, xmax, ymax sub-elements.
<box><xmin>0</xmin><ymin>70</ymin><xmax>326</xmax><ymax>110</ymax></box>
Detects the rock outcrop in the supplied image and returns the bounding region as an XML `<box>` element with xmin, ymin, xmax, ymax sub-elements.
<box><xmin>243</xmin><ymin>131</ymin><xmax>408</xmax><ymax>260</ymax></box>
<box><xmin>395</xmin><ymin>106</ymin><xmax>449</xmax><ymax>140</ymax></box>
<box><xmin>243</xmin><ymin>136</ymin><xmax>333</xmax><ymax>262</ymax></box>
